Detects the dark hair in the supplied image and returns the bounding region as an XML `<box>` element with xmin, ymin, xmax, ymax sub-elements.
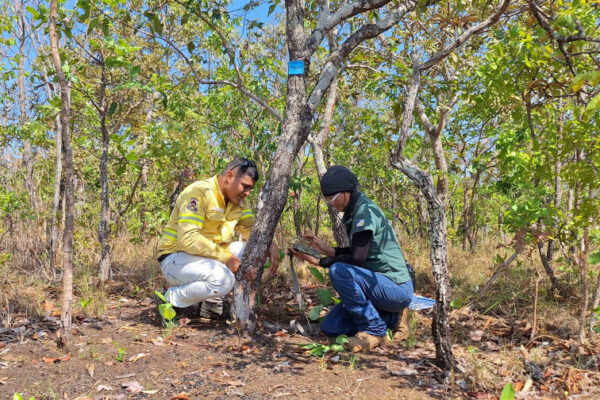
<box><xmin>223</xmin><ymin>157</ymin><xmax>259</xmax><ymax>182</ymax></box>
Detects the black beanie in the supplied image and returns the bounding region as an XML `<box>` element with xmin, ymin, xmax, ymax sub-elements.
<box><xmin>320</xmin><ymin>166</ymin><xmax>359</xmax><ymax>196</ymax></box>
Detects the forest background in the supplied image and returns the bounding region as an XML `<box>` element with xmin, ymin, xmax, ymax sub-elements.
<box><xmin>0</xmin><ymin>0</ymin><xmax>600</xmax><ymax>398</ymax></box>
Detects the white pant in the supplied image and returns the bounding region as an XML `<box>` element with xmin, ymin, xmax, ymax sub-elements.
<box><xmin>161</xmin><ymin>242</ymin><xmax>245</xmax><ymax>308</ymax></box>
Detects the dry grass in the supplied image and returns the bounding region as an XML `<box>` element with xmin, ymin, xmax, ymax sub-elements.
<box><xmin>0</xmin><ymin>222</ymin><xmax>592</xmax><ymax>341</ymax></box>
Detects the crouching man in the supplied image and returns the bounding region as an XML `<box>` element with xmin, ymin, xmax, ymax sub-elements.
<box><xmin>157</xmin><ymin>157</ymin><xmax>280</xmax><ymax>318</ymax></box>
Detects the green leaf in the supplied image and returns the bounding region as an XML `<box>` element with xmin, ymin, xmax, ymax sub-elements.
<box><xmin>331</xmin><ymin>296</ymin><xmax>341</xmax><ymax>305</ymax></box>
<box><xmin>26</xmin><ymin>6</ymin><xmax>39</xmax><ymax>19</ymax></box>
<box><xmin>187</xmin><ymin>42</ymin><xmax>195</xmax><ymax>53</ymax></box>
<box><xmin>268</xmin><ymin>3</ymin><xmax>277</xmax><ymax>15</ymax></box>
<box><xmin>80</xmin><ymin>297</ymin><xmax>92</xmax><ymax>309</ymax></box>
<box><xmin>589</xmin><ymin>251</ymin><xmax>600</xmax><ymax>265</ymax></box>
<box><xmin>308</xmin><ymin>267</ymin><xmax>326</xmax><ymax>284</ymax></box>
<box><xmin>129</xmin><ymin>65</ymin><xmax>140</xmax><ymax>80</ymax></box>
<box><xmin>583</xmin><ymin>94</ymin><xmax>600</xmax><ymax>121</ymax></box>
<box><xmin>13</xmin><ymin>393</ymin><xmax>24</xmax><ymax>400</ymax></box>
<box><xmin>500</xmin><ymin>383</ymin><xmax>515</xmax><ymax>400</ymax></box>
<box><xmin>152</xmin><ymin>14</ymin><xmax>163</xmax><ymax>35</ymax></box>
<box><xmin>316</xmin><ymin>288</ymin><xmax>332</xmax><ymax>305</ymax></box>
<box><xmin>335</xmin><ymin>335</ymin><xmax>348</xmax><ymax>345</ymax></box>
<box><xmin>181</xmin><ymin>13</ymin><xmax>189</xmax><ymax>25</ymax></box>
<box><xmin>308</xmin><ymin>304</ymin><xmax>323</xmax><ymax>321</ymax></box>
<box><xmin>158</xmin><ymin>303</ymin><xmax>176</xmax><ymax>321</ymax></box>
<box><xmin>108</xmin><ymin>102</ymin><xmax>118</xmax><ymax>116</ymax></box>
<box><xmin>154</xmin><ymin>290</ymin><xmax>166</xmax><ymax>302</ymax></box>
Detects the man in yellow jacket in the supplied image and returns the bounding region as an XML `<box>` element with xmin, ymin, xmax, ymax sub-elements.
<box><xmin>157</xmin><ymin>157</ymin><xmax>280</xmax><ymax>316</ymax></box>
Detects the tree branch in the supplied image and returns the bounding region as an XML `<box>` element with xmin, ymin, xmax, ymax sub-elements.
<box><xmin>308</xmin><ymin>0</ymin><xmax>418</xmax><ymax>111</ymax></box>
<box><xmin>419</xmin><ymin>0</ymin><xmax>511</xmax><ymax>71</ymax></box>
<box><xmin>306</xmin><ymin>0</ymin><xmax>393</xmax><ymax>55</ymax></box>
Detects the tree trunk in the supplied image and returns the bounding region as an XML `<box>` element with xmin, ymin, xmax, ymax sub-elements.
<box><xmin>390</xmin><ymin>64</ymin><xmax>454</xmax><ymax>370</ymax></box>
<box><xmin>50</xmin><ymin>0</ymin><xmax>74</xmax><ymax>334</ymax></box>
<box><xmin>392</xmin><ymin>158</ymin><xmax>454</xmax><ymax>370</ymax></box>
<box><xmin>589</xmin><ymin>272</ymin><xmax>600</xmax><ymax>333</ymax></box>
<box><xmin>139</xmin><ymin>161</ymin><xmax>149</xmax><ymax>240</ymax></box>
<box><xmin>232</xmin><ymin>0</ymin><xmax>311</xmax><ymax>332</ymax></box>
<box><xmin>579</xmin><ymin>225</ymin><xmax>590</xmax><ymax>344</ymax></box>
<box><xmin>16</xmin><ymin>0</ymin><xmax>37</xmax><ymax>210</ymax></box>
<box><xmin>308</xmin><ymin>26</ymin><xmax>349</xmax><ymax>247</ymax></box>
<box><xmin>98</xmin><ymin>64</ymin><xmax>111</xmax><ymax>282</ymax></box>
<box><xmin>292</xmin><ymin>156</ymin><xmax>304</xmax><ymax>237</ymax></box>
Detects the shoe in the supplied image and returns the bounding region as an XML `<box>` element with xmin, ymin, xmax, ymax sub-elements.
<box><xmin>345</xmin><ymin>331</ymin><xmax>386</xmax><ymax>352</ymax></box>
<box><xmin>199</xmin><ymin>297</ymin><xmax>228</xmax><ymax>319</ymax></box>
<box><xmin>393</xmin><ymin>308</ymin><xmax>411</xmax><ymax>341</ymax></box>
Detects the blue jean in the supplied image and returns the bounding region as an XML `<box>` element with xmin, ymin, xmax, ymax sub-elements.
<box><xmin>320</xmin><ymin>262</ymin><xmax>413</xmax><ymax>337</ymax></box>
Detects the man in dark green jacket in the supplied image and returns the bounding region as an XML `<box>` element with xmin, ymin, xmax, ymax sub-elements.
<box><xmin>291</xmin><ymin>166</ymin><xmax>413</xmax><ymax>352</ymax></box>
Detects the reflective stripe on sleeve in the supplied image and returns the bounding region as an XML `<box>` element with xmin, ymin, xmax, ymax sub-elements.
<box><xmin>162</xmin><ymin>228</ymin><xmax>177</xmax><ymax>239</ymax></box>
<box><xmin>240</xmin><ymin>209</ymin><xmax>254</xmax><ymax>220</ymax></box>
<box><xmin>178</xmin><ymin>213</ymin><xmax>205</xmax><ymax>226</ymax></box>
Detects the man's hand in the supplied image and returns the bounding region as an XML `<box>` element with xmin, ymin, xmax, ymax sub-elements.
<box><xmin>226</xmin><ymin>254</ymin><xmax>241</xmax><ymax>274</ymax></box>
<box><xmin>303</xmin><ymin>232</ymin><xmax>335</xmax><ymax>257</ymax></box>
<box><xmin>267</xmin><ymin>242</ymin><xmax>281</xmax><ymax>276</ymax></box>
<box><xmin>289</xmin><ymin>248</ymin><xmax>320</xmax><ymax>266</ymax></box>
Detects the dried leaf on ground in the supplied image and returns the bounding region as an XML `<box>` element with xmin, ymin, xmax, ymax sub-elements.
<box><xmin>386</xmin><ymin>362</ymin><xmax>418</xmax><ymax>376</ymax></box>
<box><xmin>42</xmin><ymin>352</ymin><xmax>71</xmax><ymax>363</ymax></box>
<box><xmin>128</xmin><ymin>353</ymin><xmax>148</xmax><ymax>363</ymax></box>
<box><xmin>169</xmin><ymin>395</ymin><xmax>191</xmax><ymax>400</ymax></box>
<box><xmin>122</xmin><ymin>381</ymin><xmax>143</xmax><ymax>393</ymax></box>
<box><xmin>469</xmin><ymin>329</ymin><xmax>485</xmax><ymax>342</ymax></box>
<box><xmin>86</xmin><ymin>363</ymin><xmax>95</xmax><ymax>378</ymax></box>
<box><xmin>96</xmin><ymin>385</ymin><xmax>112</xmax><ymax>392</ymax></box>
<box><xmin>226</xmin><ymin>380</ymin><xmax>245</xmax><ymax>387</ymax></box>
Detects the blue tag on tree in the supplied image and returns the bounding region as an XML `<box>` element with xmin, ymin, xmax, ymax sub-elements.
<box><xmin>288</xmin><ymin>60</ymin><xmax>305</xmax><ymax>75</ymax></box>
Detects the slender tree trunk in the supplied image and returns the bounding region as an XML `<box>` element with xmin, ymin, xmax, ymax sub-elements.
<box><xmin>139</xmin><ymin>161</ymin><xmax>149</xmax><ymax>239</ymax></box>
<box><xmin>579</xmin><ymin>224</ymin><xmax>590</xmax><ymax>344</ymax></box>
<box><xmin>139</xmin><ymin>105</ymin><xmax>153</xmax><ymax>240</ymax></box>
<box><xmin>16</xmin><ymin>0</ymin><xmax>37</xmax><ymax>210</ymax></box>
<box><xmin>462</xmin><ymin>183</ymin><xmax>469</xmax><ymax>251</ymax></box>
<box><xmin>98</xmin><ymin>63</ymin><xmax>111</xmax><ymax>282</ymax></box>
<box><xmin>43</xmin><ymin>67</ymin><xmax>63</xmax><ymax>277</ymax></box>
<box><xmin>589</xmin><ymin>272</ymin><xmax>600</xmax><ymax>333</ymax></box>
<box><xmin>390</xmin><ymin>64</ymin><xmax>454</xmax><ymax>370</ymax></box>
<box><xmin>50</xmin><ymin>0</ymin><xmax>74</xmax><ymax>334</ymax></box>
<box><xmin>292</xmin><ymin>156</ymin><xmax>304</xmax><ymax>237</ymax></box>
<box><xmin>308</xmin><ymin>25</ymin><xmax>349</xmax><ymax>247</ymax></box>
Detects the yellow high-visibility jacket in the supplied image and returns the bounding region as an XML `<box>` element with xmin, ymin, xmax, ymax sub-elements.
<box><xmin>158</xmin><ymin>176</ymin><xmax>255</xmax><ymax>263</ymax></box>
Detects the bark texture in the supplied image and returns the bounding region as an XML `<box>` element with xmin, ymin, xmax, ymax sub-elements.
<box><xmin>50</xmin><ymin>0</ymin><xmax>74</xmax><ymax>334</ymax></box>
<box><xmin>98</xmin><ymin>63</ymin><xmax>111</xmax><ymax>282</ymax></box>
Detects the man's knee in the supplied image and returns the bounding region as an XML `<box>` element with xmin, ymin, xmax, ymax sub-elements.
<box><xmin>328</xmin><ymin>262</ymin><xmax>352</xmax><ymax>282</ymax></box>
<box><xmin>212</xmin><ymin>267</ymin><xmax>235</xmax><ymax>297</ymax></box>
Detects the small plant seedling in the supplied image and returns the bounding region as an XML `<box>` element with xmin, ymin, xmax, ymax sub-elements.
<box><xmin>80</xmin><ymin>297</ymin><xmax>92</xmax><ymax>310</ymax></box>
<box><xmin>13</xmin><ymin>393</ymin><xmax>35</xmax><ymax>400</ymax></box>
<box><xmin>299</xmin><ymin>335</ymin><xmax>348</xmax><ymax>358</ymax></box>
<box><xmin>154</xmin><ymin>290</ymin><xmax>177</xmax><ymax>336</ymax></box>
<box><xmin>348</xmin><ymin>353</ymin><xmax>359</xmax><ymax>370</ymax></box>
<box><xmin>499</xmin><ymin>382</ymin><xmax>515</xmax><ymax>400</ymax></box>
<box><xmin>115</xmin><ymin>346</ymin><xmax>126</xmax><ymax>362</ymax></box>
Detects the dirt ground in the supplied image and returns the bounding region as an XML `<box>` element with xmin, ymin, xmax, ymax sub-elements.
<box><xmin>2</xmin><ymin>282</ymin><xmax>600</xmax><ymax>400</ymax></box>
